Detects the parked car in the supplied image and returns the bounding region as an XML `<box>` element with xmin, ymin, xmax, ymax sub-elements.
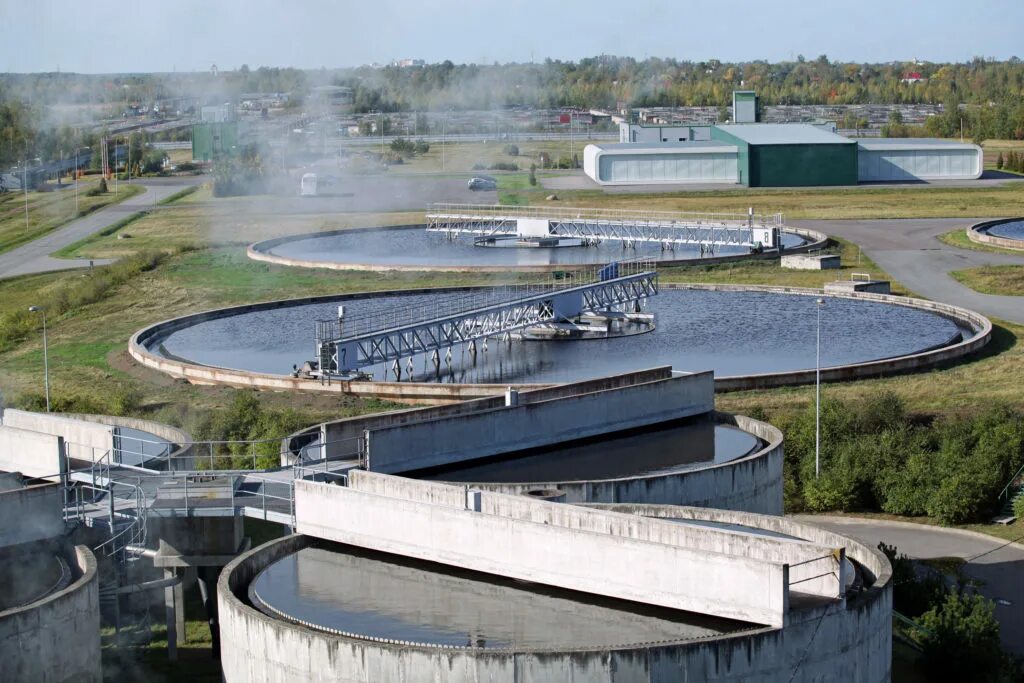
<box><xmin>468</xmin><ymin>177</ymin><xmax>497</xmax><ymax>190</ymax></box>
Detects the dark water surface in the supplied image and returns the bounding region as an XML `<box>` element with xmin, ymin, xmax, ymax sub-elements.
<box><xmin>986</xmin><ymin>219</ymin><xmax>1024</xmax><ymax>242</ymax></box>
<box><xmin>250</xmin><ymin>544</ymin><xmax>750</xmax><ymax>649</ymax></box>
<box><xmin>151</xmin><ymin>289</ymin><xmax>968</xmax><ymax>384</ymax></box>
<box><xmin>421</xmin><ymin>420</ymin><xmax>758</xmax><ymax>483</ymax></box>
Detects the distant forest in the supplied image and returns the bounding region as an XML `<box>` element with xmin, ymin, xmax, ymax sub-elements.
<box><xmin>3</xmin><ymin>56</ymin><xmax>1024</xmax><ymax>166</ymax></box>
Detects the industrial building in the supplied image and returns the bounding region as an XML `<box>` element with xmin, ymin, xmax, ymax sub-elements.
<box><xmin>593</xmin><ymin>89</ymin><xmax>983</xmax><ymax>187</ymax></box>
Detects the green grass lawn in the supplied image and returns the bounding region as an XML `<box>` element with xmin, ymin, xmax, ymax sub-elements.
<box><xmin>499</xmin><ymin>180</ymin><xmax>1024</xmax><ymax>220</ymax></box>
<box><xmin>950</xmin><ymin>265</ymin><xmax>1024</xmax><ymax>296</ymax></box>
<box><xmin>936</xmin><ymin>227</ymin><xmax>1024</xmax><ymax>255</ymax></box>
<box><xmin>0</xmin><ymin>180</ymin><xmax>143</xmax><ymax>255</ymax></box>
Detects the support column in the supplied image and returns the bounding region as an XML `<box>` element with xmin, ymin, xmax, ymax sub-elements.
<box><xmin>197</xmin><ymin>565</ymin><xmax>221</xmax><ymax>658</ymax></box>
<box><xmin>163</xmin><ymin>568</ymin><xmax>179</xmax><ymax>661</ymax></box>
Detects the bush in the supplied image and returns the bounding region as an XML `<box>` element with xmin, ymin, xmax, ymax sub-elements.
<box><xmin>776</xmin><ymin>393</ymin><xmax>1024</xmax><ymax>524</ymax></box>
<box><xmin>489</xmin><ymin>162</ymin><xmax>518</xmax><ymax>171</ymax></box>
<box><xmin>414</xmin><ymin>139</ymin><xmax>430</xmax><ymax>154</ymax></box>
<box><xmin>503</xmin><ymin>144</ymin><xmax>519</xmax><ymax>156</ymax></box>
<box><xmin>917</xmin><ymin>591</ymin><xmax>1011</xmax><ymax>682</ymax></box>
<box><xmin>1013</xmin><ymin>495</ymin><xmax>1024</xmax><ymax>519</ymax></box>
<box><xmin>528</xmin><ymin>164</ymin><xmax>537</xmax><ymax>186</ymax></box>
<box><xmin>996</xmin><ymin>152</ymin><xmax>1004</xmax><ymax>169</ymax></box>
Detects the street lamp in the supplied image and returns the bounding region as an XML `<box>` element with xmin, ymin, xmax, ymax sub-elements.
<box><xmin>74</xmin><ymin>147</ymin><xmax>90</xmax><ymax>214</ymax></box>
<box><xmin>28</xmin><ymin>306</ymin><xmax>50</xmax><ymax>412</ymax></box>
<box><xmin>815</xmin><ymin>298</ymin><xmax>825</xmax><ymax>478</ymax></box>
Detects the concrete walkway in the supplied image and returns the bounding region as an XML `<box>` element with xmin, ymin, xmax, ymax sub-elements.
<box><xmin>0</xmin><ymin>176</ymin><xmax>203</xmax><ymax>281</ymax></box>
<box><xmin>795</xmin><ymin>515</ymin><xmax>1024</xmax><ymax>655</ymax></box>
<box><xmin>795</xmin><ymin>217</ymin><xmax>1024</xmax><ymax>324</ymax></box>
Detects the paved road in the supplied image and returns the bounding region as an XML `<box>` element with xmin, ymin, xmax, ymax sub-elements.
<box><xmin>0</xmin><ymin>176</ymin><xmax>203</xmax><ymax>280</ymax></box>
<box><xmin>795</xmin><ymin>515</ymin><xmax>1024</xmax><ymax>655</ymax></box>
<box><xmin>795</xmin><ymin>217</ymin><xmax>1024</xmax><ymax>324</ymax></box>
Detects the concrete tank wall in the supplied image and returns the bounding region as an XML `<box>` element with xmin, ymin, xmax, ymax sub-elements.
<box><xmin>1</xmin><ymin>409</ymin><xmax>114</xmax><ymax>463</ymax></box>
<box><xmin>0</xmin><ymin>425</ymin><xmax>63</xmax><ymax>479</ymax></box>
<box><xmin>295</xmin><ymin>478</ymin><xmax>790</xmax><ymax>626</ymax></box>
<box><xmin>366</xmin><ymin>371</ymin><xmax>713</xmax><ymax>474</ymax></box>
<box><xmin>0</xmin><ymin>483</ymin><xmax>64</xmax><ymax>549</ymax></box>
<box><xmin>461</xmin><ymin>412</ymin><xmax>784</xmax><ymax>515</ymax></box>
<box><xmin>220</xmin><ymin>525</ymin><xmax>891</xmax><ymax>683</ymax></box>
<box><xmin>0</xmin><ymin>545</ymin><xmax>101</xmax><ymax>683</ymax></box>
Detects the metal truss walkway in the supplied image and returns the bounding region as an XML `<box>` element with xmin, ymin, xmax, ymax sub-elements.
<box><xmin>314</xmin><ymin>260</ymin><xmax>659</xmax><ymax>377</ymax></box>
<box><xmin>426</xmin><ymin>203</ymin><xmax>783</xmax><ymax>250</ymax></box>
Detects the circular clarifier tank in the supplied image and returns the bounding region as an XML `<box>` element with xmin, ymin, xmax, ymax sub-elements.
<box><xmin>0</xmin><ymin>550</ymin><xmax>71</xmax><ymax>611</ymax></box>
<box><xmin>146</xmin><ymin>287</ymin><xmax>972</xmax><ymax>386</ymax></box>
<box><xmin>416</xmin><ymin>417</ymin><xmax>758</xmax><ymax>483</ymax></box>
<box><xmin>984</xmin><ymin>218</ymin><xmax>1024</xmax><ymax>243</ymax></box>
<box><xmin>252</xmin><ymin>225</ymin><xmax>810</xmax><ymax>270</ymax></box>
<box><xmin>249</xmin><ymin>542</ymin><xmax>753</xmax><ymax>649</ymax></box>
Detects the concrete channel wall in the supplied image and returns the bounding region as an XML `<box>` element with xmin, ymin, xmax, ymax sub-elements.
<box><xmin>219</xmin><ymin>521</ymin><xmax>892</xmax><ymax>682</ymax></box>
<box><xmin>66</xmin><ymin>413</ymin><xmax>194</xmax><ymax>464</ymax></box>
<box><xmin>128</xmin><ymin>283</ymin><xmax>991</xmax><ymax>405</ymax></box>
<box><xmin>0</xmin><ymin>483</ymin><xmax>64</xmax><ymax>549</ymax></box>
<box><xmin>0</xmin><ymin>545</ymin><xmax>101</xmax><ymax>683</ymax></box>
<box><xmin>308</xmin><ymin>367</ymin><xmax>675</xmax><ymax>462</ymax></box>
<box><xmin>347</xmin><ymin>470</ymin><xmax>838</xmax><ymax>597</ymax></box>
<box><xmin>246</xmin><ymin>224</ymin><xmax>831</xmax><ymax>274</ymax></box>
<box><xmin>1</xmin><ymin>410</ymin><xmax>114</xmax><ymax>463</ymax></box>
<box><xmin>296</xmin><ymin>477</ymin><xmax>791</xmax><ymax>626</ymax></box>
<box><xmin>365</xmin><ymin>371</ymin><xmax>713</xmax><ymax>473</ymax></box>
<box><xmin>967</xmin><ymin>217</ymin><xmax>1024</xmax><ymax>251</ymax></box>
<box><xmin>457</xmin><ymin>411</ymin><xmax>784</xmax><ymax>514</ymax></box>
<box><xmin>0</xmin><ymin>425</ymin><xmax>63</xmax><ymax>480</ymax></box>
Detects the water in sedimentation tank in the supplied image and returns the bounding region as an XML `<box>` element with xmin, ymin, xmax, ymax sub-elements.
<box><xmin>300</xmin><ymin>173</ymin><xmax>317</xmax><ymax>196</ymax></box>
<box><xmin>249</xmin><ymin>542</ymin><xmax>751</xmax><ymax>649</ymax></box>
<box><xmin>986</xmin><ymin>219</ymin><xmax>1024</xmax><ymax>242</ymax></box>
<box><xmin>149</xmin><ymin>289</ymin><xmax>972</xmax><ymax>385</ymax></box>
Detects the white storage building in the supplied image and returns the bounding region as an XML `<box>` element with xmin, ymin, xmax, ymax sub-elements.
<box><xmin>583</xmin><ymin>141</ymin><xmax>738</xmax><ymax>185</ymax></box>
<box><xmin>856</xmin><ymin>138</ymin><xmax>983</xmax><ymax>181</ymax></box>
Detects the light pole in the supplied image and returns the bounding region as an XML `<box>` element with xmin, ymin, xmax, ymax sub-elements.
<box><xmin>442</xmin><ymin>113</ymin><xmax>447</xmax><ymax>171</ymax></box>
<box><xmin>815</xmin><ymin>298</ymin><xmax>824</xmax><ymax>478</ymax></box>
<box><xmin>28</xmin><ymin>306</ymin><xmax>50</xmax><ymax>412</ymax></box>
<box><xmin>379</xmin><ymin>111</ymin><xmax>384</xmax><ymax>155</ymax></box>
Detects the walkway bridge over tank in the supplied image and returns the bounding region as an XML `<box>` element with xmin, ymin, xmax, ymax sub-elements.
<box><xmin>426</xmin><ymin>203</ymin><xmax>783</xmax><ymax>250</ymax></box>
<box><xmin>313</xmin><ymin>259</ymin><xmax>658</xmax><ymax>378</ymax></box>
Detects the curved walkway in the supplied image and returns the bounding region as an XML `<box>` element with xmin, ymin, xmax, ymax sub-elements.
<box><xmin>794</xmin><ymin>515</ymin><xmax>1024</xmax><ymax>655</ymax></box>
<box><xmin>797</xmin><ymin>218</ymin><xmax>1024</xmax><ymax>324</ymax></box>
<box><xmin>0</xmin><ymin>176</ymin><xmax>202</xmax><ymax>280</ymax></box>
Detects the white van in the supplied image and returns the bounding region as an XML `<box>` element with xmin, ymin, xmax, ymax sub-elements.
<box><xmin>300</xmin><ymin>173</ymin><xmax>317</xmax><ymax>196</ymax></box>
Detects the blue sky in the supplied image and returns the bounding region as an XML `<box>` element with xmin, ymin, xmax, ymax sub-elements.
<box><xmin>2</xmin><ymin>0</ymin><xmax>1022</xmax><ymax>73</ymax></box>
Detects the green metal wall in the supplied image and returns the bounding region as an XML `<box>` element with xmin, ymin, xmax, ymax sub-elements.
<box><xmin>192</xmin><ymin>122</ymin><xmax>238</xmax><ymax>162</ymax></box>
<box><xmin>710</xmin><ymin>128</ymin><xmax>750</xmax><ymax>185</ymax></box>
<box><xmin>749</xmin><ymin>143</ymin><xmax>858</xmax><ymax>187</ymax></box>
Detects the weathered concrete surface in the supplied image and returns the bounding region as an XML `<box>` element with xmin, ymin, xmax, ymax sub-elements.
<box><xmin>298</xmin><ymin>476</ymin><xmax>792</xmax><ymax>626</ymax></box>
<box><xmin>0</xmin><ymin>545</ymin><xmax>101</xmax><ymax>682</ymax></box>
<box><xmin>1</xmin><ymin>409</ymin><xmax>114</xmax><ymax>463</ymax></box>
<box><xmin>220</xmin><ymin>514</ymin><xmax>891</xmax><ymax>682</ymax></box>
<box><xmin>824</xmin><ymin>279</ymin><xmax>891</xmax><ymax>294</ymax></box>
<box><xmin>967</xmin><ymin>218</ymin><xmax>1024</xmax><ymax>252</ymax></box>
<box><xmin>781</xmin><ymin>253</ymin><xmax>840</xmax><ymax>270</ymax></box>
<box><xmin>129</xmin><ymin>283</ymin><xmax>990</xmax><ymax>403</ymax></box>
<box><xmin>366</xmin><ymin>371</ymin><xmax>713</xmax><ymax>474</ymax></box>
<box><xmin>0</xmin><ymin>483</ymin><xmax>64</xmax><ymax>549</ymax></box>
<box><xmin>0</xmin><ymin>425</ymin><xmax>63</xmax><ymax>479</ymax></box>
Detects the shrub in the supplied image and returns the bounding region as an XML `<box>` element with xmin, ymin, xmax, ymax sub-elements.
<box><xmin>1013</xmin><ymin>494</ymin><xmax>1024</xmax><ymax>519</ymax></box>
<box><xmin>528</xmin><ymin>164</ymin><xmax>537</xmax><ymax>186</ymax></box>
<box><xmin>996</xmin><ymin>152</ymin><xmax>1004</xmax><ymax>169</ymax></box>
<box><xmin>414</xmin><ymin>139</ymin><xmax>430</xmax><ymax>154</ymax></box>
<box><xmin>489</xmin><ymin>162</ymin><xmax>518</xmax><ymax>171</ymax></box>
<box><xmin>503</xmin><ymin>144</ymin><xmax>519</xmax><ymax>156</ymax></box>
<box><xmin>917</xmin><ymin>591</ymin><xmax>1010</xmax><ymax>682</ymax></box>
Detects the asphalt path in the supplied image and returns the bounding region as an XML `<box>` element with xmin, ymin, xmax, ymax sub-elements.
<box><xmin>795</xmin><ymin>217</ymin><xmax>1024</xmax><ymax>324</ymax></box>
<box><xmin>0</xmin><ymin>176</ymin><xmax>203</xmax><ymax>280</ymax></box>
<box><xmin>795</xmin><ymin>515</ymin><xmax>1024</xmax><ymax>655</ymax></box>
